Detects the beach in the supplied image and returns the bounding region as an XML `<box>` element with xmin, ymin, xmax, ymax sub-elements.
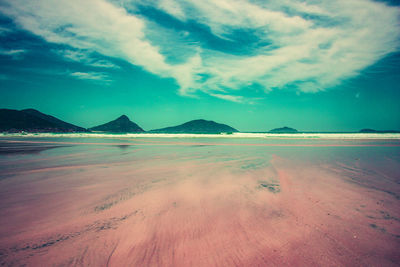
<box><xmin>0</xmin><ymin>135</ymin><xmax>399</xmax><ymax>266</ymax></box>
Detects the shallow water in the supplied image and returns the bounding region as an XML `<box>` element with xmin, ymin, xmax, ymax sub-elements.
<box><xmin>0</xmin><ymin>137</ymin><xmax>399</xmax><ymax>266</ymax></box>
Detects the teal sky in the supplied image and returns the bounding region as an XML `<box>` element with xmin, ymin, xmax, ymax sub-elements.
<box><xmin>0</xmin><ymin>0</ymin><xmax>399</xmax><ymax>132</ymax></box>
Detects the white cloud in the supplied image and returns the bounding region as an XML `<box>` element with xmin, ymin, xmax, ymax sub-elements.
<box><xmin>158</xmin><ymin>0</ymin><xmax>186</xmax><ymax>20</ymax></box>
<box><xmin>0</xmin><ymin>0</ymin><xmax>399</xmax><ymax>101</ymax></box>
<box><xmin>0</xmin><ymin>0</ymin><xmax>171</xmax><ymax>75</ymax></box>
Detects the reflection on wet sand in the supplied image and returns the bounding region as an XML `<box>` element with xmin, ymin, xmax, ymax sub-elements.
<box><xmin>0</xmin><ymin>137</ymin><xmax>399</xmax><ymax>266</ymax></box>
<box><xmin>0</xmin><ymin>142</ymin><xmax>68</xmax><ymax>154</ymax></box>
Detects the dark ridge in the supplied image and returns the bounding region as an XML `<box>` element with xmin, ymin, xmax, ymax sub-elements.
<box><xmin>0</xmin><ymin>109</ymin><xmax>87</xmax><ymax>133</ymax></box>
<box><xmin>21</xmin><ymin>109</ymin><xmax>86</xmax><ymax>132</ymax></box>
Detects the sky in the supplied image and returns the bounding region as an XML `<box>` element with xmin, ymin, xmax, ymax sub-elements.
<box><xmin>0</xmin><ymin>0</ymin><xmax>399</xmax><ymax>132</ymax></box>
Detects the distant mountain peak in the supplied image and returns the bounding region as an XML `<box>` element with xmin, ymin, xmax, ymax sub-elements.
<box><xmin>191</xmin><ymin>119</ymin><xmax>208</xmax><ymax>122</ymax></box>
<box><xmin>90</xmin><ymin>115</ymin><xmax>144</xmax><ymax>133</ymax></box>
<box><xmin>117</xmin><ymin>115</ymin><xmax>129</xmax><ymax>120</ymax></box>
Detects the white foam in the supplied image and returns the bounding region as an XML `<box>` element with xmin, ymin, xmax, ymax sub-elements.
<box><xmin>1</xmin><ymin>132</ymin><xmax>400</xmax><ymax>139</ymax></box>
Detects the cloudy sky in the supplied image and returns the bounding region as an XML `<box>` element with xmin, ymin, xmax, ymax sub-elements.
<box><xmin>0</xmin><ymin>0</ymin><xmax>399</xmax><ymax>131</ymax></box>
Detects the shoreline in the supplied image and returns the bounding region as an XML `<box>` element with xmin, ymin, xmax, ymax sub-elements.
<box><xmin>2</xmin><ymin>132</ymin><xmax>400</xmax><ymax>140</ymax></box>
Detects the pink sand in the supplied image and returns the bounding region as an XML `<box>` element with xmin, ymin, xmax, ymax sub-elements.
<box><xmin>0</xmin><ymin>138</ymin><xmax>399</xmax><ymax>266</ymax></box>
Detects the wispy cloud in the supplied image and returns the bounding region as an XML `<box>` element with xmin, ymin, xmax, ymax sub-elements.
<box><xmin>208</xmin><ymin>93</ymin><xmax>244</xmax><ymax>103</ymax></box>
<box><xmin>0</xmin><ymin>48</ymin><xmax>26</xmax><ymax>59</ymax></box>
<box><xmin>69</xmin><ymin>71</ymin><xmax>112</xmax><ymax>84</ymax></box>
<box><xmin>55</xmin><ymin>49</ymin><xmax>119</xmax><ymax>69</ymax></box>
<box><xmin>0</xmin><ymin>0</ymin><xmax>399</xmax><ymax>101</ymax></box>
<box><xmin>0</xmin><ymin>25</ymin><xmax>11</xmax><ymax>36</ymax></box>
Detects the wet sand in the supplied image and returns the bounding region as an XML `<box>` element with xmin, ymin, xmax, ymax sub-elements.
<box><xmin>0</xmin><ymin>137</ymin><xmax>399</xmax><ymax>266</ymax></box>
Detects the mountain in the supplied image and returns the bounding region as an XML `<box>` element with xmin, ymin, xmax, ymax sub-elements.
<box><xmin>89</xmin><ymin>115</ymin><xmax>144</xmax><ymax>133</ymax></box>
<box><xmin>0</xmin><ymin>109</ymin><xmax>87</xmax><ymax>132</ymax></box>
<box><xmin>21</xmin><ymin>109</ymin><xmax>86</xmax><ymax>132</ymax></box>
<box><xmin>150</xmin><ymin>119</ymin><xmax>238</xmax><ymax>134</ymax></box>
<box><xmin>269</xmin><ymin>126</ymin><xmax>298</xmax><ymax>133</ymax></box>
<box><xmin>359</xmin><ymin>128</ymin><xmax>400</xmax><ymax>133</ymax></box>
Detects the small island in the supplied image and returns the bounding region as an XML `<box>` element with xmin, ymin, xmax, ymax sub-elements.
<box><xmin>269</xmin><ymin>126</ymin><xmax>298</xmax><ymax>133</ymax></box>
<box><xmin>150</xmin><ymin>119</ymin><xmax>238</xmax><ymax>134</ymax></box>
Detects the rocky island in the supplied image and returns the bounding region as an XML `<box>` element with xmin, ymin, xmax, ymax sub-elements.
<box><xmin>269</xmin><ymin>126</ymin><xmax>298</xmax><ymax>133</ymax></box>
